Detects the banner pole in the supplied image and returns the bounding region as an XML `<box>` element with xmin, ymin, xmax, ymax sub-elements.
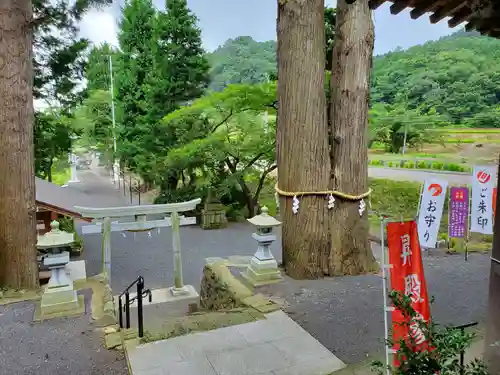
<box><xmin>416</xmin><ymin>181</ymin><xmax>424</xmax><ymax>218</ymax></box>
<box><xmin>466</xmin><ymin>185</ymin><xmax>472</xmax><ymax>262</ymax></box>
<box><xmin>380</xmin><ymin>217</ymin><xmax>391</xmax><ymax>375</ymax></box>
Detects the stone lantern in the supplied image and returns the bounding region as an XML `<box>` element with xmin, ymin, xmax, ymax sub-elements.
<box><xmin>37</xmin><ymin>220</ymin><xmax>79</xmax><ymax>315</ymax></box>
<box><xmin>242</xmin><ymin>207</ymin><xmax>283</xmax><ymax>286</ymax></box>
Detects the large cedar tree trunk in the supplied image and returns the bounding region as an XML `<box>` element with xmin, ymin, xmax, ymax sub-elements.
<box><xmin>0</xmin><ymin>0</ymin><xmax>39</xmax><ymax>288</ymax></box>
<box><xmin>328</xmin><ymin>0</ymin><xmax>377</xmax><ymax>275</ymax></box>
<box><xmin>277</xmin><ymin>0</ymin><xmax>331</xmax><ymax>278</ymax></box>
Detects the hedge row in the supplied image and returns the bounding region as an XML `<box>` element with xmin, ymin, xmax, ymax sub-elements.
<box><xmin>369</xmin><ymin>159</ymin><xmax>471</xmax><ymax>173</ymax></box>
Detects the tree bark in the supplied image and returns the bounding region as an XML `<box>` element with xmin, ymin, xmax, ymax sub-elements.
<box><xmin>0</xmin><ymin>0</ymin><xmax>39</xmax><ymax>288</ymax></box>
<box><xmin>277</xmin><ymin>0</ymin><xmax>331</xmax><ymax>279</ymax></box>
<box><xmin>328</xmin><ymin>0</ymin><xmax>377</xmax><ymax>275</ymax></box>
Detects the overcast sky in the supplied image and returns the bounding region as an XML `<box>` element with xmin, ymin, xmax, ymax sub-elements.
<box><xmin>81</xmin><ymin>0</ymin><xmax>457</xmax><ymax>56</ymax></box>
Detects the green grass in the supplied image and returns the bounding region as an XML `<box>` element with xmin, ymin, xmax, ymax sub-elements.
<box><xmin>51</xmin><ymin>167</ymin><xmax>71</xmax><ymax>186</ymax></box>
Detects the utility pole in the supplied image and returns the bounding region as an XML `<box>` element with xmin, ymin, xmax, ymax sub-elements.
<box><xmin>108</xmin><ymin>54</ymin><xmax>119</xmax><ymax>186</ymax></box>
<box><xmin>402</xmin><ymin>122</ymin><xmax>408</xmax><ymax>155</ymax></box>
<box><xmin>485</xmin><ymin>159</ymin><xmax>500</xmax><ymax>373</ymax></box>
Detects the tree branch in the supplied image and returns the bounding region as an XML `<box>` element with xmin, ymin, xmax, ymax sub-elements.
<box><xmin>253</xmin><ymin>164</ymin><xmax>277</xmax><ymax>202</ymax></box>
<box><xmin>210</xmin><ymin>109</ymin><xmax>233</xmax><ymax>132</ymax></box>
<box><xmin>242</xmin><ymin>152</ymin><xmax>265</xmax><ymax>171</ymax></box>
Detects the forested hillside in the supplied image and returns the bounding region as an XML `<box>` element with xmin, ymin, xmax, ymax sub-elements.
<box><xmin>207</xmin><ymin>36</ymin><xmax>276</xmax><ymax>91</ymax></box>
<box><xmin>209</xmin><ymin>30</ymin><xmax>500</xmax><ymax>127</ymax></box>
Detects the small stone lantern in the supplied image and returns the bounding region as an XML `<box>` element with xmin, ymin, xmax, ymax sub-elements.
<box><xmin>242</xmin><ymin>207</ymin><xmax>283</xmax><ymax>286</ymax></box>
<box><xmin>37</xmin><ymin>220</ymin><xmax>79</xmax><ymax>315</ymax></box>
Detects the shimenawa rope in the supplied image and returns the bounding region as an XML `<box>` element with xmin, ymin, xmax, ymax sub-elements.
<box><xmin>274</xmin><ymin>183</ymin><xmax>371</xmax><ymax>201</ymax></box>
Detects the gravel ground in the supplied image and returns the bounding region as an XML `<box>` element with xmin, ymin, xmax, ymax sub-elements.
<box><xmin>259</xmin><ymin>248</ymin><xmax>490</xmax><ymax>365</ymax></box>
<box><xmin>0</xmin><ymin>289</ymin><xmax>128</xmax><ymax>375</ymax></box>
<box><xmin>74</xmin><ymin>166</ymin><xmax>490</xmax><ymax>365</ymax></box>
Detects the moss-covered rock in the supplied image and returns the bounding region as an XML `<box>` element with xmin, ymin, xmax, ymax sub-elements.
<box><xmin>199</xmin><ymin>262</ymin><xmax>253</xmax><ymax>310</ymax></box>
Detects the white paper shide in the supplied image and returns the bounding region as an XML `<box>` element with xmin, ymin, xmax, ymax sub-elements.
<box><xmin>417</xmin><ymin>178</ymin><xmax>448</xmax><ymax>248</ymax></box>
<box><xmin>470</xmin><ymin>166</ymin><xmax>496</xmax><ymax>235</ymax></box>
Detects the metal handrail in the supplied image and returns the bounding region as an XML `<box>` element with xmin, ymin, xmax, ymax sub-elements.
<box><xmin>450</xmin><ymin>321</ymin><xmax>478</xmax><ymax>375</ymax></box>
<box><xmin>118</xmin><ymin>276</ymin><xmax>152</xmax><ymax>338</ymax></box>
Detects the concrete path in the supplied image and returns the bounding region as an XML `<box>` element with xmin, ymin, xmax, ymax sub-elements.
<box><xmin>126</xmin><ymin>311</ymin><xmax>345</xmax><ymax>375</ymax></box>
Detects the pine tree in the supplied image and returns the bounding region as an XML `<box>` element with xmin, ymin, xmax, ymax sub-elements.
<box><xmin>144</xmin><ymin>0</ymin><xmax>210</xmax><ymax>190</ymax></box>
<box><xmin>115</xmin><ymin>0</ymin><xmax>156</xmax><ymax>171</ymax></box>
<box><xmin>86</xmin><ymin>43</ymin><xmax>118</xmax><ymax>92</ymax></box>
<box><xmin>146</xmin><ymin>0</ymin><xmax>210</xmax><ymax>120</ymax></box>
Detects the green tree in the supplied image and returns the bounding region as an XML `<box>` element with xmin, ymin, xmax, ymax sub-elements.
<box><xmin>369</xmin><ymin>104</ymin><xmax>446</xmax><ymax>152</ymax></box>
<box><xmin>34</xmin><ymin>110</ymin><xmax>73</xmax><ymax>181</ymax></box>
<box><xmin>158</xmin><ymin>83</ymin><xmax>277</xmax><ymax>216</ymax></box>
<box><xmin>146</xmin><ymin>0</ymin><xmax>210</xmax><ymax>120</ymax></box>
<box><xmin>115</xmin><ymin>0</ymin><xmax>156</xmax><ymax>171</ymax></box>
<box><xmin>73</xmin><ymin>90</ymin><xmax>114</xmax><ymax>158</ymax></box>
<box><xmin>32</xmin><ymin>0</ymin><xmax>112</xmax><ymax>180</ymax></box>
<box><xmin>86</xmin><ymin>43</ymin><xmax>118</xmax><ymax>92</ymax></box>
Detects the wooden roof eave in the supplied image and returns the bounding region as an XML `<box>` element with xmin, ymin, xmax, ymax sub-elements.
<box><xmin>36</xmin><ymin>201</ymin><xmax>92</xmax><ymax>223</ymax></box>
<box><xmin>345</xmin><ymin>0</ymin><xmax>500</xmax><ymax>39</ymax></box>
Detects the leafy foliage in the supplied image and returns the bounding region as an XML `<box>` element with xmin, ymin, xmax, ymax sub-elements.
<box><xmin>208</xmin><ymin>6</ymin><xmax>336</xmax><ymax>90</ymax></box>
<box><xmin>371</xmin><ymin>30</ymin><xmax>500</xmax><ymax>127</ymax></box>
<box><xmin>32</xmin><ymin>0</ymin><xmax>111</xmax><ymax>179</ymax></box>
<box><xmin>34</xmin><ymin>111</ymin><xmax>73</xmax><ymax>181</ymax></box>
<box><xmin>157</xmin><ymin>83</ymin><xmax>277</xmax><ymax>216</ymax></box>
<box><xmin>210</xmin><ymin>29</ymin><xmax>500</xmax><ymax>128</ymax></box>
<box><xmin>369</xmin><ymin>103</ymin><xmax>447</xmax><ymax>152</ymax></box>
<box><xmin>372</xmin><ymin>292</ymin><xmax>489</xmax><ymax>375</ymax></box>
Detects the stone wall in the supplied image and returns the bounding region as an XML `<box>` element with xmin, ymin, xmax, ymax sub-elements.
<box><xmin>199</xmin><ymin>262</ymin><xmax>253</xmax><ymax>310</ymax></box>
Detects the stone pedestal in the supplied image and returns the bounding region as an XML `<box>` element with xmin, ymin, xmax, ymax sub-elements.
<box><xmin>41</xmin><ymin>251</ymin><xmax>79</xmax><ymax>315</ymax></box>
<box><xmin>242</xmin><ymin>232</ymin><xmax>282</xmax><ymax>286</ymax></box>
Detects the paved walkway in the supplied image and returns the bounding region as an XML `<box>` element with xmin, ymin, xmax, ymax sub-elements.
<box><xmin>126</xmin><ymin>311</ymin><xmax>345</xmax><ymax>375</ymax></box>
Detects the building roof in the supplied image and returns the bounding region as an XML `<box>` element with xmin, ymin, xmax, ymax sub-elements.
<box><xmin>35</xmin><ymin>177</ymin><xmax>92</xmax><ymax>221</ymax></box>
<box><xmin>348</xmin><ymin>0</ymin><xmax>499</xmax><ymax>38</ymax></box>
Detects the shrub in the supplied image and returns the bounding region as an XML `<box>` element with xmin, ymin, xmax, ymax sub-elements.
<box><xmin>399</xmin><ymin>160</ymin><xmax>406</xmax><ymax>168</ymax></box>
<box><xmin>417</xmin><ymin>161</ymin><xmax>426</xmax><ymax>169</ymax></box>
<box><xmin>447</xmin><ymin>163</ymin><xmax>462</xmax><ymax>172</ymax></box>
<box><xmin>372</xmin><ymin>292</ymin><xmax>489</xmax><ymax>375</ymax></box>
<box><xmin>388</xmin><ymin>161</ymin><xmax>394</xmax><ymax>168</ymax></box>
<box><xmin>432</xmin><ymin>162</ymin><xmax>444</xmax><ymax>170</ymax></box>
<box><xmin>370</xmin><ymin>159</ymin><xmax>384</xmax><ymax>166</ymax></box>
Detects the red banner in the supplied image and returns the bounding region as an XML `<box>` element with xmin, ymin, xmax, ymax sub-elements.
<box><xmin>387</xmin><ymin>220</ymin><xmax>431</xmax><ymax>363</ymax></box>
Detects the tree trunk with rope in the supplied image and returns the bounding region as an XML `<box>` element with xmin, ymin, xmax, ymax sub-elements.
<box><xmin>328</xmin><ymin>0</ymin><xmax>377</xmax><ymax>275</ymax></box>
<box><xmin>277</xmin><ymin>0</ymin><xmax>331</xmax><ymax>278</ymax></box>
<box><xmin>0</xmin><ymin>0</ymin><xmax>39</xmax><ymax>288</ymax></box>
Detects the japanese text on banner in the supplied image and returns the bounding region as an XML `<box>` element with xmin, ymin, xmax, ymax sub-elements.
<box><xmin>470</xmin><ymin>166</ymin><xmax>496</xmax><ymax>235</ymax></box>
<box><xmin>417</xmin><ymin>179</ymin><xmax>448</xmax><ymax>248</ymax></box>
<box><xmin>387</xmin><ymin>221</ymin><xmax>431</xmax><ymax>363</ymax></box>
<box><xmin>448</xmin><ymin>187</ymin><xmax>469</xmax><ymax>239</ymax></box>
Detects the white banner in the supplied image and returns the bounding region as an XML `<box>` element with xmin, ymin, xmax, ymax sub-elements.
<box><xmin>470</xmin><ymin>165</ymin><xmax>496</xmax><ymax>235</ymax></box>
<box><xmin>417</xmin><ymin>178</ymin><xmax>448</xmax><ymax>248</ymax></box>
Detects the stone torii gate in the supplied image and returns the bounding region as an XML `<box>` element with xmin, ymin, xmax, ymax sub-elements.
<box><xmin>75</xmin><ymin>198</ymin><xmax>201</xmax><ymax>297</ymax></box>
